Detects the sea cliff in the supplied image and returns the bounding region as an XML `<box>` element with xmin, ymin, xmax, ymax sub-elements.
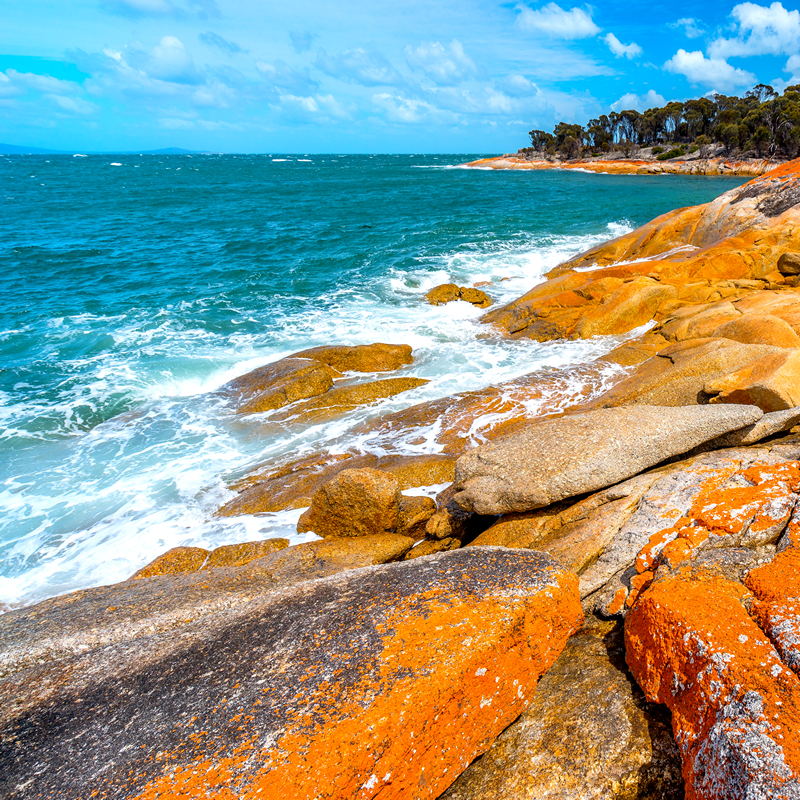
<box><xmin>5</xmin><ymin>160</ymin><xmax>800</xmax><ymax>798</ymax></box>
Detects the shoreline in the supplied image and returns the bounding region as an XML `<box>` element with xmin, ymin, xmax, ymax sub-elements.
<box><xmin>4</xmin><ymin>159</ymin><xmax>800</xmax><ymax>797</ymax></box>
<box><xmin>464</xmin><ymin>153</ymin><xmax>780</xmax><ymax>176</ymax></box>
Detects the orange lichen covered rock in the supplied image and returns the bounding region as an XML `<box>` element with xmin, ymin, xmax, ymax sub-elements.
<box><xmin>0</xmin><ymin>549</ymin><xmax>583</xmax><ymax>799</ymax></box>
<box><xmin>746</xmin><ymin>548</ymin><xmax>800</xmax><ymax>673</ymax></box>
<box><xmin>426</xmin><ymin>283</ymin><xmax>492</xmax><ymax>308</ymax></box>
<box><xmin>132</xmin><ymin>546</ymin><xmax>209</xmax><ymax>578</ymax></box>
<box><xmin>626</xmin><ymin>567</ymin><xmax>800</xmax><ymax>797</ymax></box>
<box><xmin>287</xmin><ymin>342</ymin><xmax>413</xmax><ymax>372</ymax></box>
<box><xmin>396</xmin><ymin>494</ymin><xmax>437</xmax><ymax>540</ymax></box>
<box><xmin>404</xmin><ymin>536</ymin><xmax>461</xmax><ymax>559</ymax></box>
<box><xmin>297</xmin><ymin>467</ymin><xmax>401</xmax><ymax>538</ymax></box>
<box><xmin>712</xmin><ymin>313</ymin><xmax>800</xmax><ymax>348</ymax></box>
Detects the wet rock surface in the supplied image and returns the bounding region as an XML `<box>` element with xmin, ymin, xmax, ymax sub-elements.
<box><xmin>426</xmin><ymin>283</ymin><xmax>493</xmax><ymax>308</ymax></box>
<box><xmin>1</xmin><ymin>549</ymin><xmax>582</xmax><ymax>800</ymax></box>
<box><xmin>287</xmin><ymin>342</ymin><xmax>413</xmax><ymax>372</ymax></box>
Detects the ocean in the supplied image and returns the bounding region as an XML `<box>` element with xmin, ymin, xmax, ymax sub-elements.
<box><xmin>0</xmin><ymin>153</ymin><xmax>747</xmax><ymax>610</ymax></box>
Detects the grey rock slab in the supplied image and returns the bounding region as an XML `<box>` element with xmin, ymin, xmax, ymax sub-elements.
<box><xmin>0</xmin><ymin>548</ymin><xmax>581</xmax><ymax>800</ymax></box>
<box><xmin>699</xmin><ymin>406</ymin><xmax>800</xmax><ymax>450</ymax></box>
<box><xmin>453</xmin><ymin>404</ymin><xmax>763</xmax><ymax>515</ymax></box>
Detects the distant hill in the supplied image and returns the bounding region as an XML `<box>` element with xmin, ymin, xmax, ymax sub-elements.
<box><xmin>0</xmin><ymin>144</ymin><xmax>201</xmax><ymax>155</ymax></box>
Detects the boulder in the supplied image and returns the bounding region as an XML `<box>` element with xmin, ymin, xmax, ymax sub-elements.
<box><xmin>0</xmin><ymin>549</ymin><xmax>583</xmax><ymax>800</ymax></box>
<box><xmin>396</xmin><ymin>495</ymin><xmax>437</xmax><ymax>540</ymax></box>
<box><xmin>706</xmin><ymin>349</ymin><xmax>800</xmax><ymax>411</ymax></box>
<box><xmin>712</xmin><ymin>313</ymin><xmax>800</xmax><ymax>348</ymax></box>
<box><xmin>656</xmin><ymin>301</ymin><xmax>741</xmax><ymax>342</ymax></box>
<box><xmin>778</xmin><ymin>251</ymin><xmax>800</xmax><ymax>275</ymax></box>
<box><xmin>270</xmin><ymin>376</ymin><xmax>428</xmax><ymax>422</ymax></box>
<box><xmin>218</xmin><ymin>452</ymin><xmax>455</xmax><ymax>516</ymax></box>
<box><xmin>626</xmin><ymin>566</ymin><xmax>800</xmax><ymax>797</ymax></box>
<box><xmin>287</xmin><ymin>342</ymin><xmax>413</xmax><ymax>372</ymax></box>
<box><xmin>221</xmin><ymin>357</ymin><xmax>339</xmax><ymax>414</ymax></box>
<box><xmin>692</xmin><ymin>406</ymin><xmax>800</xmax><ymax>451</ymax></box>
<box><xmin>442</xmin><ymin>619</ymin><xmax>683</xmax><ymax>800</ymax></box>
<box><xmin>426</xmin><ymin>283</ymin><xmax>492</xmax><ymax>308</ymax></box>
<box><xmin>453</xmin><ymin>404</ymin><xmax>763</xmax><ymax>515</ymax></box>
<box><xmin>296</xmin><ymin>467</ymin><xmax>401</xmax><ymax>538</ymax></box>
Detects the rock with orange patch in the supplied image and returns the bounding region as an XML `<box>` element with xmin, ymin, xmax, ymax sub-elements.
<box><xmin>0</xmin><ymin>548</ymin><xmax>583</xmax><ymax>800</ymax></box>
<box><xmin>706</xmin><ymin>349</ymin><xmax>800</xmax><ymax>411</ymax></box>
<box><xmin>441</xmin><ymin>618</ymin><xmax>683</xmax><ymax>800</ymax></box>
<box><xmin>404</xmin><ymin>536</ymin><xmax>462</xmax><ymax>559</ymax></box>
<box><xmin>132</xmin><ymin>546</ymin><xmax>210</xmax><ymax>578</ymax></box>
<box><xmin>712</xmin><ymin>313</ymin><xmax>800</xmax><ymax>348</ymax></box>
<box><xmin>746</xmin><ymin>547</ymin><xmax>800</xmax><ymax>673</ymax></box>
<box><xmin>297</xmin><ymin>467</ymin><xmax>401</xmax><ymax>538</ymax></box>
<box><xmin>287</xmin><ymin>342</ymin><xmax>413</xmax><ymax>373</ymax></box>
<box><xmin>625</xmin><ymin>566</ymin><xmax>800</xmax><ymax>797</ymax></box>
<box><xmin>426</xmin><ymin>284</ymin><xmax>492</xmax><ymax>308</ymax></box>
<box><xmin>220</xmin><ymin>357</ymin><xmax>341</xmax><ymax>414</ymax></box>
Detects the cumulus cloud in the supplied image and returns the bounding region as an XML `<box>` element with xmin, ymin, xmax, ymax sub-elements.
<box><xmin>610</xmin><ymin>89</ymin><xmax>666</xmax><ymax>112</ymax></box>
<box><xmin>289</xmin><ymin>31</ymin><xmax>318</xmax><ymax>54</ymax></box>
<box><xmin>48</xmin><ymin>95</ymin><xmax>100</xmax><ymax>115</ymax></box>
<box><xmin>102</xmin><ymin>0</ymin><xmax>219</xmax><ymax>18</ymax></box>
<box><xmin>371</xmin><ymin>93</ymin><xmax>455</xmax><ymax>124</ymax></box>
<box><xmin>516</xmin><ymin>3</ymin><xmax>600</xmax><ymax>39</ymax></box>
<box><xmin>256</xmin><ymin>60</ymin><xmax>319</xmax><ymax>95</ymax></box>
<box><xmin>497</xmin><ymin>73</ymin><xmax>540</xmax><ymax>96</ymax></box>
<box><xmin>315</xmin><ymin>47</ymin><xmax>402</xmax><ymax>86</ymax></box>
<box><xmin>668</xmin><ymin>17</ymin><xmax>707</xmax><ymax>38</ymax></box>
<box><xmin>4</xmin><ymin>70</ymin><xmax>83</xmax><ymax>95</ymax></box>
<box><xmin>404</xmin><ymin>40</ymin><xmax>476</xmax><ymax>84</ymax></box>
<box><xmin>664</xmin><ymin>49</ymin><xmax>756</xmax><ymax>91</ymax></box>
<box><xmin>199</xmin><ymin>32</ymin><xmax>245</xmax><ymax>54</ymax></box>
<box><xmin>140</xmin><ymin>36</ymin><xmax>201</xmax><ymax>84</ymax></box>
<box><xmin>604</xmin><ymin>33</ymin><xmax>642</xmax><ymax>59</ymax></box>
<box><xmin>709</xmin><ymin>2</ymin><xmax>800</xmax><ymax>59</ymax></box>
<box><xmin>275</xmin><ymin>93</ymin><xmax>351</xmax><ymax>123</ymax></box>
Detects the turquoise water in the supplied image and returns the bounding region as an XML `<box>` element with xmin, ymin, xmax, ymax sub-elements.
<box><xmin>0</xmin><ymin>153</ymin><xmax>746</xmax><ymax>608</ymax></box>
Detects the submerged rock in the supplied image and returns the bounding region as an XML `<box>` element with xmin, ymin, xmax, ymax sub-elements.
<box><xmin>453</xmin><ymin>404</ymin><xmax>763</xmax><ymax>515</ymax></box>
<box><xmin>221</xmin><ymin>356</ymin><xmax>339</xmax><ymax>414</ymax></box>
<box><xmin>441</xmin><ymin>618</ymin><xmax>684</xmax><ymax>800</ymax></box>
<box><xmin>0</xmin><ymin>549</ymin><xmax>583</xmax><ymax>800</ymax></box>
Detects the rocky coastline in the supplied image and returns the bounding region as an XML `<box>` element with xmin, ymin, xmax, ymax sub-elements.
<box><xmin>465</xmin><ymin>153</ymin><xmax>780</xmax><ymax>176</ymax></box>
<box><xmin>5</xmin><ymin>161</ymin><xmax>800</xmax><ymax>797</ymax></box>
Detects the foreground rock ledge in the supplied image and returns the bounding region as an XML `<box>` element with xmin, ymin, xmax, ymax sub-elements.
<box><xmin>0</xmin><ymin>548</ymin><xmax>582</xmax><ymax>800</ymax></box>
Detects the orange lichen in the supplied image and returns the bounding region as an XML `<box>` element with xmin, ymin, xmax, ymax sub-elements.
<box><xmin>128</xmin><ymin>569</ymin><xmax>583</xmax><ymax>800</ymax></box>
<box><xmin>626</xmin><ymin>567</ymin><xmax>800</xmax><ymax>797</ymax></box>
<box><xmin>659</xmin><ymin>538</ymin><xmax>693</xmax><ymax>568</ymax></box>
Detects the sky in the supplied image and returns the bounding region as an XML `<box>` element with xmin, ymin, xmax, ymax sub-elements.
<box><xmin>2</xmin><ymin>0</ymin><xmax>800</xmax><ymax>152</ymax></box>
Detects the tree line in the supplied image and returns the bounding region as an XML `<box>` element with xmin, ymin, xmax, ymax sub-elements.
<box><xmin>527</xmin><ymin>84</ymin><xmax>800</xmax><ymax>160</ymax></box>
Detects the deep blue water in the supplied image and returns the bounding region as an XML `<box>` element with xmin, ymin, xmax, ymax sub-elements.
<box><xmin>0</xmin><ymin>153</ymin><xmax>746</xmax><ymax>608</ymax></box>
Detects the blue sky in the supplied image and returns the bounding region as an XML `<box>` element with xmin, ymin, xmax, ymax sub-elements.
<box><xmin>2</xmin><ymin>0</ymin><xmax>800</xmax><ymax>152</ymax></box>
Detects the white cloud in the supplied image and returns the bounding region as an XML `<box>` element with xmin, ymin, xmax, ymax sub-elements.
<box><xmin>102</xmin><ymin>0</ymin><xmax>219</xmax><ymax>18</ymax></box>
<box><xmin>610</xmin><ymin>89</ymin><xmax>666</xmax><ymax>112</ymax></box>
<box><xmin>498</xmin><ymin>73</ymin><xmax>540</xmax><ymax>96</ymax></box>
<box><xmin>669</xmin><ymin>17</ymin><xmax>706</xmax><ymax>38</ymax></box>
<box><xmin>604</xmin><ymin>33</ymin><xmax>642</xmax><ymax>59</ymax></box>
<box><xmin>274</xmin><ymin>93</ymin><xmax>351</xmax><ymax>123</ymax></box>
<box><xmin>48</xmin><ymin>95</ymin><xmax>99</xmax><ymax>115</ymax></box>
<box><xmin>404</xmin><ymin>40</ymin><xmax>477</xmax><ymax>84</ymax></box>
<box><xmin>709</xmin><ymin>2</ymin><xmax>800</xmax><ymax>58</ymax></box>
<box><xmin>315</xmin><ymin>48</ymin><xmax>402</xmax><ymax>86</ymax></box>
<box><xmin>787</xmin><ymin>54</ymin><xmax>800</xmax><ymax>75</ymax></box>
<box><xmin>257</xmin><ymin>60</ymin><xmax>318</xmax><ymax>95</ymax></box>
<box><xmin>371</xmin><ymin>93</ymin><xmax>455</xmax><ymax>124</ymax></box>
<box><xmin>144</xmin><ymin>36</ymin><xmax>200</xmax><ymax>84</ymax></box>
<box><xmin>4</xmin><ymin>70</ymin><xmax>82</xmax><ymax>95</ymax></box>
<box><xmin>516</xmin><ymin>3</ymin><xmax>600</xmax><ymax>39</ymax></box>
<box><xmin>664</xmin><ymin>49</ymin><xmax>756</xmax><ymax>91</ymax></box>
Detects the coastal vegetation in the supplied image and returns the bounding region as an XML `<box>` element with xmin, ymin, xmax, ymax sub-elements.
<box><xmin>526</xmin><ymin>83</ymin><xmax>800</xmax><ymax>161</ymax></box>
